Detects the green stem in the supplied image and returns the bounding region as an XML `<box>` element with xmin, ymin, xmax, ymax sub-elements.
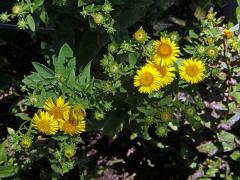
<box><xmin>224</xmin><ymin>38</ymin><xmax>232</xmax><ymax>121</ymax></box>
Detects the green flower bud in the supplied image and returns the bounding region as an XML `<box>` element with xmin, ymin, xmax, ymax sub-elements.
<box><xmin>103</xmin><ymin>101</ymin><xmax>112</xmax><ymax>111</ymax></box>
<box><xmin>102</xmin><ymin>2</ymin><xmax>113</xmax><ymax>13</ymax></box>
<box><xmin>93</xmin><ymin>13</ymin><xmax>105</xmax><ymax>25</ymax></box>
<box><xmin>160</xmin><ymin>110</ymin><xmax>172</xmax><ymax>122</ymax></box>
<box><xmin>21</xmin><ymin>135</ymin><xmax>32</xmax><ymax>149</ymax></box>
<box><xmin>108</xmin><ymin>43</ymin><xmax>118</xmax><ymax>54</ymax></box>
<box><xmin>196</xmin><ymin>45</ymin><xmax>205</xmax><ymax>55</ymax></box>
<box><xmin>145</xmin><ymin>116</ymin><xmax>155</xmax><ymax>126</ymax></box>
<box><xmin>12</xmin><ymin>4</ymin><xmax>23</xmax><ymax>15</ymax></box>
<box><xmin>29</xmin><ymin>94</ymin><xmax>38</xmax><ymax>105</ymax></box>
<box><xmin>106</xmin><ymin>26</ymin><xmax>115</xmax><ymax>34</ymax></box>
<box><xmin>94</xmin><ymin>111</ymin><xmax>105</xmax><ymax>121</ymax></box>
<box><xmin>210</xmin><ymin>68</ymin><xmax>220</xmax><ymax>77</ymax></box>
<box><xmin>207</xmin><ymin>46</ymin><xmax>218</xmax><ymax>59</ymax></box>
<box><xmin>17</xmin><ymin>19</ymin><xmax>28</xmax><ymax>30</ymax></box>
<box><xmin>185</xmin><ymin>106</ymin><xmax>196</xmax><ymax>117</ymax></box>
<box><xmin>109</xmin><ymin>63</ymin><xmax>120</xmax><ymax>74</ymax></box>
<box><xmin>133</xmin><ymin>27</ymin><xmax>149</xmax><ymax>43</ymax></box>
<box><xmin>64</xmin><ymin>145</ymin><xmax>76</xmax><ymax>159</ymax></box>
<box><xmin>0</xmin><ymin>12</ymin><xmax>10</xmax><ymax>23</ymax></box>
<box><xmin>169</xmin><ymin>32</ymin><xmax>180</xmax><ymax>42</ymax></box>
<box><xmin>155</xmin><ymin>124</ymin><xmax>168</xmax><ymax>137</ymax></box>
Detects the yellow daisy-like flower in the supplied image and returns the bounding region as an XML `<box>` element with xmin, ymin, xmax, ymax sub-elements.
<box><xmin>59</xmin><ymin>111</ymin><xmax>86</xmax><ymax>135</ymax></box>
<box><xmin>43</xmin><ymin>96</ymin><xmax>70</xmax><ymax>120</ymax></box>
<box><xmin>71</xmin><ymin>105</ymin><xmax>86</xmax><ymax>121</ymax></box>
<box><xmin>179</xmin><ymin>58</ymin><xmax>206</xmax><ymax>84</ymax></box>
<box><xmin>32</xmin><ymin>111</ymin><xmax>59</xmax><ymax>135</ymax></box>
<box><xmin>146</xmin><ymin>61</ymin><xmax>175</xmax><ymax>87</ymax></box>
<box><xmin>133</xmin><ymin>66</ymin><xmax>162</xmax><ymax>94</ymax></box>
<box><xmin>223</xmin><ymin>29</ymin><xmax>233</xmax><ymax>39</ymax></box>
<box><xmin>153</xmin><ymin>37</ymin><xmax>180</xmax><ymax>66</ymax></box>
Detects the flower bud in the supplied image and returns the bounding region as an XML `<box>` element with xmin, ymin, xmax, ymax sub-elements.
<box><xmin>93</xmin><ymin>13</ymin><xmax>105</xmax><ymax>25</ymax></box>
<box><xmin>12</xmin><ymin>4</ymin><xmax>23</xmax><ymax>15</ymax></box>
<box><xmin>21</xmin><ymin>135</ymin><xmax>32</xmax><ymax>149</ymax></box>
<box><xmin>17</xmin><ymin>19</ymin><xmax>28</xmax><ymax>30</ymax></box>
<box><xmin>94</xmin><ymin>111</ymin><xmax>105</xmax><ymax>121</ymax></box>
<box><xmin>64</xmin><ymin>145</ymin><xmax>76</xmax><ymax>159</ymax></box>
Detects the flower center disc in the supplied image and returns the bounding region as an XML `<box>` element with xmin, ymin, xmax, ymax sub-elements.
<box><xmin>63</xmin><ymin>121</ymin><xmax>76</xmax><ymax>133</ymax></box>
<box><xmin>157</xmin><ymin>66</ymin><xmax>167</xmax><ymax>76</ymax></box>
<box><xmin>140</xmin><ymin>72</ymin><xmax>154</xmax><ymax>86</ymax></box>
<box><xmin>39</xmin><ymin>120</ymin><xmax>51</xmax><ymax>133</ymax></box>
<box><xmin>136</xmin><ymin>32</ymin><xmax>143</xmax><ymax>40</ymax></box>
<box><xmin>50</xmin><ymin>107</ymin><xmax>63</xmax><ymax>119</ymax></box>
<box><xmin>186</xmin><ymin>64</ymin><xmax>199</xmax><ymax>77</ymax></box>
<box><xmin>157</xmin><ymin>43</ymin><xmax>172</xmax><ymax>57</ymax></box>
<box><xmin>161</xmin><ymin>112</ymin><xmax>171</xmax><ymax>121</ymax></box>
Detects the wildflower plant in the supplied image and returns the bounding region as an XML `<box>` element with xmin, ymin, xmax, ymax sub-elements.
<box><xmin>1</xmin><ymin>0</ymin><xmax>240</xmax><ymax>179</ymax></box>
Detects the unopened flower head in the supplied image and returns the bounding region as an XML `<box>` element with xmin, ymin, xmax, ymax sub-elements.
<box><xmin>133</xmin><ymin>27</ymin><xmax>149</xmax><ymax>43</ymax></box>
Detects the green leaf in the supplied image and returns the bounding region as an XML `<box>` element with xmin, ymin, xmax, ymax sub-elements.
<box><xmin>118</xmin><ymin>7</ymin><xmax>147</xmax><ymax>28</ymax></box>
<box><xmin>78</xmin><ymin>0</ymin><xmax>87</xmax><ymax>6</ymax></box>
<box><xmin>217</xmin><ymin>131</ymin><xmax>237</xmax><ymax>152</ymax></box>
<box><xmin>7</xmin><ymin>128</ymin><xmax>15</xmax><ymax>135</ymax></box>
<box><xmin>209</xmin><ymin>28</ymin><xmax>219</xmax><ymax>36</ymax></box>
<box><xmin>40</xmin><ymin>9</ymin><xmax>48</xmax><ymax>23</ymax></box>
<box><xmin>22</xmin><ymin>72</ymin><xmax>44</xmax><ymax>85</ymax></box>
<box><xmin>26</xmin><ymin>14</ymin><xmax>35</xmax><ymax>32</ymax></box>
<box><xmin>236</xmin><ymin>6</ymin><xmax>240</xmax><ymax>24</ymax></box>
<box><xmin>78</xmin><ymin>61</ymin><xmax>92</xmax><ymax>85</ymax></box>
<box><xmin>230</xmin><ymin>150</ymin><xmax>240</xmax><ymax>161</ymax></box>
<box><xmin>51</xmin><ymin>136</ymin><xmax>69</xmax><ymax>141</ymax></box>
<box><xmin>0</xmin><ymin>165</ymin><xmax>19</xmax><ymax>178</ymax></box>
<box><xmin>66</xmin><ymin>69</ymin><xmax>76</xmax><ymax>88</ymax></box>
<box><xmin>32</xmin><ymin>62</ymin><xmax>54</xmax><ymax>79</ymax></box>
<box><xmin>230</xmin><ymin>91</ymin><xmax>240</xmax><ymax>103</ymax></box>
<box><xmin>169</xmin><ymin>17</ymin><xmax>186</xmax><ymax>26</ymax></box>
<box><xmin>15</xmin><ymin>113</ymin><xmax>31</xmax><ymax>121</ymax></box>
<box><xmin>34</xmin><ymin>0</ymin><xmax>44</xmax><ymax>7</ymax></box>
<box><xmin>196</xmin><ymin>141</ymin><xmax>218</xmax><ymax>156</ymax></box>
<box><xmin>0</xmin><ymin>145</ymin><xmax>7</xmax><ymax>165</ymax></box>
<box><xmin>155</xmin><ymin>0</ymin><xmax>176</xmax><ymax>10</ymax></box>
<box><xmin>128</xmin><ymin>53</ymin><xmax>138</xmax><ymax>67</ymax></box>
<box><xmin>158</xmin><ymin>96</ymin><xmax>172</xmax><ymax>106</ymax></box>
<box><xmin>237</xmin><ymin>0</ymin><xmax>240</xmax><ymax>6</ymax></box>
<box><xmin>55</xmin><ymin>43</ymin><xmax>73</xmax><ymax>73</ymax></box>
<box><xmin>189</xmin><ymin>30</ymin><xmax>198</xmax><ymax>39</ymax></box>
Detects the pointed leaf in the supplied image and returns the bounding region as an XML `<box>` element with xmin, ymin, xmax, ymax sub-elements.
<box><xmin>32</xmin><ymin>62</ymin><xmax>54</xmax><ymax>79</ymax></box>
<box><xmin>26</xmin><ymin>14</ymin><xmax>35</xmax><ymax>31</ymax></box>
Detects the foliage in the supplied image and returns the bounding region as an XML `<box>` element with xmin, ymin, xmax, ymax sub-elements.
<box><xmin>1</xmin><ymin>0</ymin><xmax>240</xmax><ymax>179</ymax></box>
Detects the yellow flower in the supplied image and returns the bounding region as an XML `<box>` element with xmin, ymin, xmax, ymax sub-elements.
<box><xmin>32</xmin><ymin>111</ymin><xmax>59</xmax><ymax>135</ymax></box>
<box><xmin>146</xmin><ymin>61</ymin><xmax>175</xmax><ymax>87</ymax></box>
<box><xmin>179</xmin><ymin>58</ymin><xmax>206</xmax><ymax>84</ymax></box>
<box><xmin>71</xmin><ymin>105</ymin><xmax>86</xmax><ymax>121</ymax></box>
<box><xmin>223</xmin><ymin>29</ymin><xmax>233</xmax><ymax>39</ymax></box>
<box><xmin>133</xmin><ymin>27</ymin><xmax>149</xmax><ymax>43</ymax></box>
<box><xmin>59</xmin><ymin>111</ymin><xmax>86</xmax><ymax>135</ymax></box>
<box><xmin>153</xmin><ymin>37</ymin><xmax>180</xmax><ymax>66</ymax></box>
<box><xmin>133</xmin><ymin>66</ymin><xmax>162</xmax><ymax>94</ymax></box>
<box><xmin>43</xmin><ymin>96</ymin><xmax>70</xmax><ymax>120</ymax></box>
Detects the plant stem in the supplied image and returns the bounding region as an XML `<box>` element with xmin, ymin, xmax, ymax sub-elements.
<box><xmin>223</xmin><ymin>38</ymin><xmax>232</xmax><ymax>121</ymax></box>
